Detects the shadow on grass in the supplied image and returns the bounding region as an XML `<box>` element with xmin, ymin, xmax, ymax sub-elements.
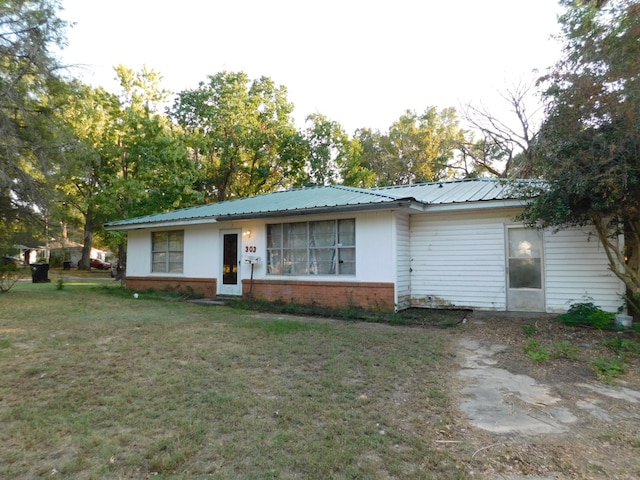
<box><xmin>226</xmin><ymin>297</ymin><xmax>469</xmax><ymax>329</ymax></box>
<box><xmin>96</xmin><ymin>285</ymin><xmax>469</xmax><ymax>329</ymax></box>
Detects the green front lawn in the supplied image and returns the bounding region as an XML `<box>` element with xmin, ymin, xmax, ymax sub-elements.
<box><xmin>0</xmin><ymin>283</ymin><xmax>466</xmax><ymax>479</ymax></box>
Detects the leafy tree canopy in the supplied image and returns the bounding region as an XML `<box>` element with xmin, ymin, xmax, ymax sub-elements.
<box><xmin>355</xmin><ymin>107</ymin><xmax>465</xmax><ymax>186</ymax></box>
<box><xmin>297</xmin><ymin>113</ymin><xmax>370</xmax><ymax>187</ymax></box>
<box><xmin>0</xmin><ymin>0</ymin><xmax>67</xmax><ymax>247</ymax></box>
<box><xmin>518</xmin><ymin>0</ymin><xmax>640</xmax><ymax>299</ymax></box>
<box><xmin>170</xmin><ymin>71</ymin><xmax>303</xmax><ymax>202</ymax></box>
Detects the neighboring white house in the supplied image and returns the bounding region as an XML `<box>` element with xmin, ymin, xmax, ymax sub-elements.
<box><xmin>105</xmin><ymin>178</ymin><xmax>624</xmax><ymax>313</ymax></box>
<box><xmin>47</xmin><ymin>240</ymin><xmax>109</xmax><ymax>267</ymax></box>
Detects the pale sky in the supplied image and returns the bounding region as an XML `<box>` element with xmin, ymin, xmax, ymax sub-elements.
<box><xmin>58</xmin><ymin>0</ymin><xmax>563</xmax><ymax>134</ymax></box>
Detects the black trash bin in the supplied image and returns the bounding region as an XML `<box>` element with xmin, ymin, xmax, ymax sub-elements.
<box><xmin>63</xmin><ymin>261</ymin><xmax>72</xmax><ymax>271</ymax></box>
<box><xmin>31</xmin><ymin>263</ymin><xmax>51</xmax><ymax>283</ymax></box>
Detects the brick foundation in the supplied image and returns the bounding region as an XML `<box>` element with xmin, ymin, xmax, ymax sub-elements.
<box><xmin>126</xmin><ymin>276</ymin><xmax>217</xmax><ymax>298</ymax></box>
<box><xmin>242</xmin><ymin>279</ymin><xmax>395</xmax><ymax>312</ymax></box>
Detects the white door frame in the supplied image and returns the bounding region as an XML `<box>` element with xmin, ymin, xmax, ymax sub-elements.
<box><xmin>506</xmin><ymin>226</ymin><xmax>545</xmax><ymax>312</ymax></box>
<box><xmin>219</xmin><ymin>229</ymin><xmax>242</xmax><ymax>296</ymax></box>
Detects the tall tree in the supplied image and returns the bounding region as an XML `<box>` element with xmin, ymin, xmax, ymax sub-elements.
<box><xmin>170</xmin><ymin>71</ymin><xmax>302</xmax><ymax>201</ymax></box>
<box><xmin>98</xmin><ymin>66</ymin><xmax>201</xmax><ymax>271</ymax></box>
<box><xmin>297</xmin><ymin>113</ymin><xmax>361</xmax><ymax>186</ymax></box>
<box><xmin>459</xmin><ymin>80</ymin><xmax>542</xmax><ymax>178</ymax></box>
<box><xmin>340</xmin><ymin>138</ymin><xmax>378</xmax><ymax>189</ymax></box>
<box><xmin>0</xmin><ymin>0</ymin><xmax>67</xmax><ymax>248</ymax></box>
<box><xmin>356</xmin><ymin>108</ymin><xmax>465</xmax><ymax>186</ymax></box>
<box><xmin>99</xmin><ymin>66</ymin><xmax>200</xmax><ymax>221</ymax></box>
<box><xmin>352</xmin><ymin>127</ymin><xmax>390</xmax><ymax>185</ymax></box>
<box><xmin>518</xmin><ymin>0</ymin><xmax>640</xmax><ymax>311</ymax></box>
<box><xmin>56</xmin><ymin>68</ymin><xmax>200</xmax><ymax>269</ymax></box>
<box><xmin>54</xmin><ymin>81</ymin><xmax>120</xmax><ymax>269</ymax></box>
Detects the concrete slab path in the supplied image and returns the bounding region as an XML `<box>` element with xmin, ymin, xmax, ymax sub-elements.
<box><xmin>457</xmin><ymin>338</ymin><xmax>577</xmax><ymax>435</ymax></box>
<box><xmin>456</xmin><ymin>336</ymin><xmax>640</xmax><ymax>480</ymax></box>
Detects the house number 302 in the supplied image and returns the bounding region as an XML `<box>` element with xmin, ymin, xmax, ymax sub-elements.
<box><xmin>245</xmin><ymin>246</ymin><xmax>257</xmax><ymax>253</ymax></box>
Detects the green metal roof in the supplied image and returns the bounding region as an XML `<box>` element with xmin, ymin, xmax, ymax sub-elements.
<box><xmin>373</xmin><ymin>177</ymin><xmax>535</xmax><ymax>204</ymax></box>
<box><xmin>105</xmin><ymin>178</ymin><xmax>532</xmax><ymax>230</ymax></box>
<box><xmin>105</xmin><ymin>184</ymin><xmax>414</xmax><ymax>229</ymax></box>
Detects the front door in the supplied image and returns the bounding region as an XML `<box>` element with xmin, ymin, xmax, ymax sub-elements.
<box><xmin>506</xmin><ymin>227</ymin><xmax>544</xmax><ymax>312</ymax></box>
<box><xmin>219</xmin><ymin>230</ymin><xmax>241</xmax><ymax>295</ymax></box>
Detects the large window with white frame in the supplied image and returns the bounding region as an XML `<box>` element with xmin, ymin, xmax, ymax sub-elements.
<box><xmin>151</xmin><ymin>230</ymin><xmax>184</xmax><ymax>273</ymax></box>
<box><xmin>267</xmin><ymin>219</ymin><xmax>355</xmax><ymax>275</ymax></box>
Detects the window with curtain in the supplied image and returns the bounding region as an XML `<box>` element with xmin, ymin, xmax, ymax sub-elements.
<box><xmin>151</xmin><ymin>230</ymin><xmax>184</xmax><ymax>273</ymax></box>
<box><xmin>267</xmin><ymin>219</ymin><xmax>355</xmax><ymax>275</ymax></box>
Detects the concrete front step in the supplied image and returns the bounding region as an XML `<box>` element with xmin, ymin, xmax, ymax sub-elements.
<box><xmin>189</xmin><ymin>295</ymin><xmax>238</xmax><ymax>306</ymax></box>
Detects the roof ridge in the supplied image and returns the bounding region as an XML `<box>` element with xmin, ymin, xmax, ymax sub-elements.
<box><xmin>372</xmin><ymin>177</ymin><xmax>503</xmax><ymax>191</ymax></box>
<box><xmin>329</xmin><ymin>184</ymin><xmax>412</xmax><ymax>200</ymax></box>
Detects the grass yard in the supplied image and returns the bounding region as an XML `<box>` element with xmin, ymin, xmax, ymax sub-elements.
<box><xmin>0</xmin><ymin>282</ymin><xmax>465</xmax><ymax>479</ymax></box>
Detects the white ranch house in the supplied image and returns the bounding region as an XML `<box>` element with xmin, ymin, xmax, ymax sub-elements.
<box><xmin>105</xmin><ymin>178</ymin><xmax>624</xmax><ymax>313</ymax></box>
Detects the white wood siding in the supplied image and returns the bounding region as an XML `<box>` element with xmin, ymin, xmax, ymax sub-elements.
<box><xmin>186</xmin><ymin>225</ymin><xmax>219</xmax><ymax>277</ymax></box>
<box><xmin>395</xmin><ymin>212</ymin><xmax>411</xmax><ymax>310</ymax></box>
<box><xmin>409</xmin><ymin>209</ymin><xmax>625</xmax><ymax>313</ymax></box>
<box><xmin>410</xmin><ymin>210</ymin><xmax>516</xmax><ymax>310</ymax></box>
<box><xmin>126</xmin><ymin>230</ymin><xmax>151</xmax><ymax>276</ymax></box>
<box><xmin>544</xmin><ymin>228</ymin><xmax>624</xmax><ymax>313</ymax></box>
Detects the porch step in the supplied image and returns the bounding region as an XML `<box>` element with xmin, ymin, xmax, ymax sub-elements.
<box><xmin>189</xmin><ymin>295</ymin><xmax>238</xmax><ymax>306</ymax></box>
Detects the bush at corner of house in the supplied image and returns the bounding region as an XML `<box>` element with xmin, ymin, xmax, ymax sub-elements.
<box><xmin>558</xmin><ymin>302</ymin><xmax>614</xmax><ymax>329</ymax></box>
<box><xmin>589</xmin><ymin>309</ymin><xmax>615</xmax><ymax>329</ymax></box>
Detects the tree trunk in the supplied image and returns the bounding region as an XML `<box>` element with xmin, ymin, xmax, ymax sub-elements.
<box><xmin>115</xmin><ymin>241</ymin><xmax>126</xmax><ymax>281</ymax></box>
<box><xmin>78</xmin><ymin>227</ymin><xmax>93</xmax><ymax>270</ymax></box>
<box><xmin>624</xmin><ymin>219</ymin><xmax>640</xmax><ymax>318</ymax></box>
<box><xmin>589</xmin><ymin>212</ymin><xmax>640</xmax><ymax>319</ymax></box>
<box><xmin>78</xmin><ymin>205</ymin><xmax>94</xmax><ymax>270</ymax></box>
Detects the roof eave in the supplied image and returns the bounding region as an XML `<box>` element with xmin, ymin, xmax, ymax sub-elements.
<box><xmin>104</xmin><ymin>200</ymin><xmax>417</xmax><ymax>231</ymax></box>
<box><xmin>104</xmin><ymin>216</ymin><xmax>219</xmax><ymax>231</ymax></box>
<box><xmin>212</xmin><ymin>199</ymin><xmax>416</xmax><ymax>220</ymax></box>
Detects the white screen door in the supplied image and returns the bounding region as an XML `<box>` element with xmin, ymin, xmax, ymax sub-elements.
<box><xmin>506</xmin><ymin>227</ymin><xmax>544</xmax><ymax>312</ymax></box>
